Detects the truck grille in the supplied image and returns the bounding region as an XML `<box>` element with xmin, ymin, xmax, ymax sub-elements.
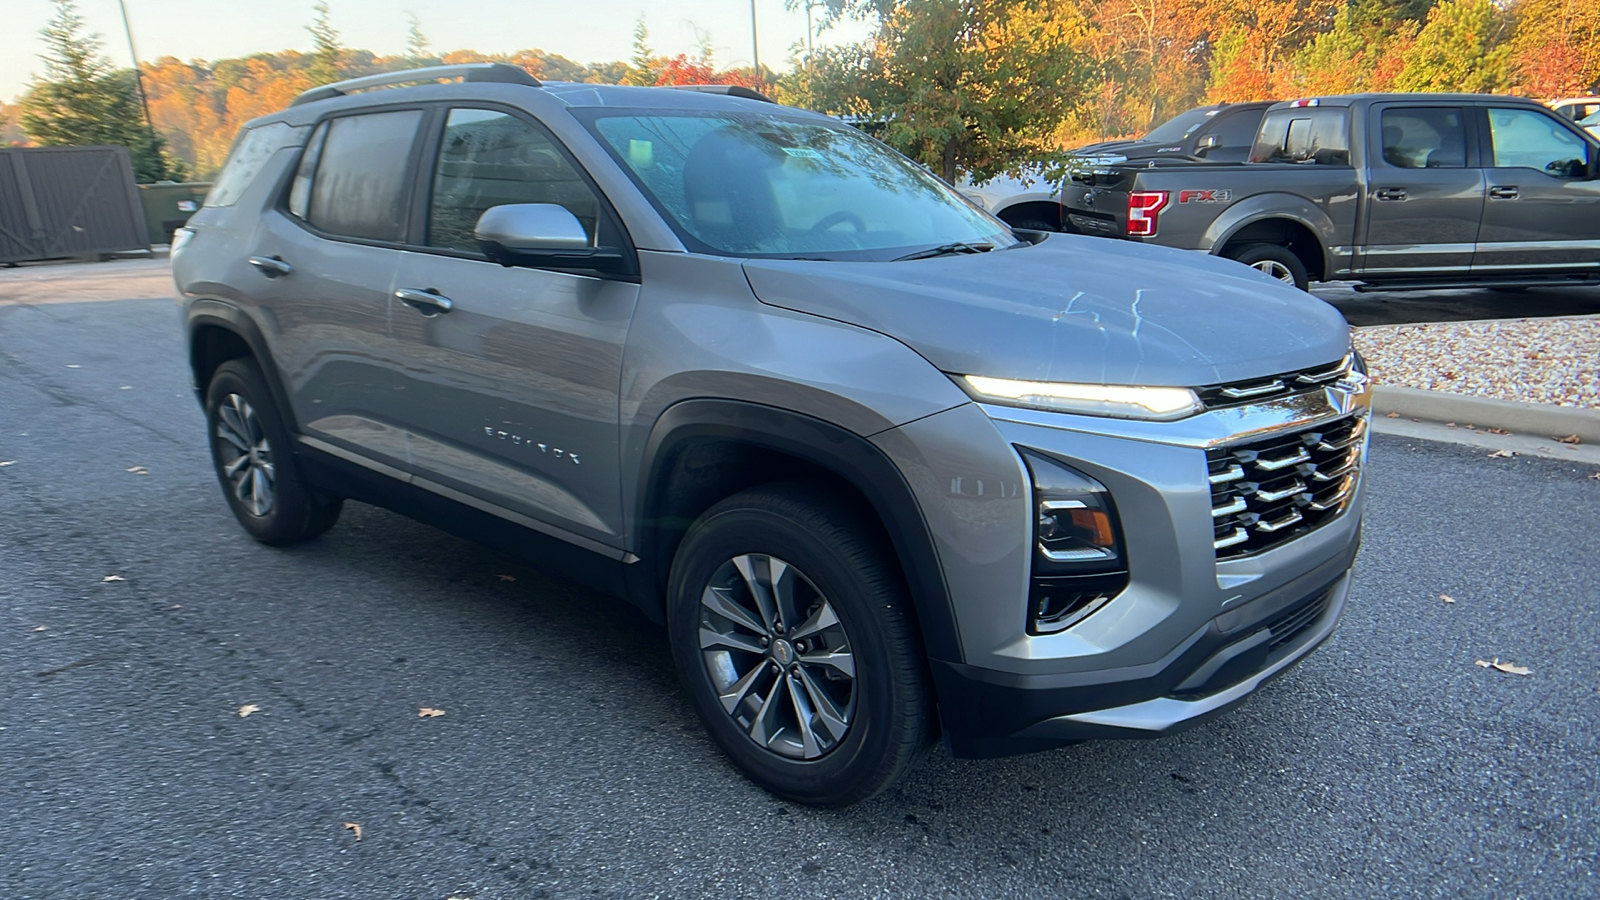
<box><xmin>1208</xmin><ymin>413</ymin><xmax>1366</xmax><ymax>559</ymax></box>
<box><xmin>1198</xmin><ymin>355</ymin><xmax>1353</xmax><ymax>410</ymax></box>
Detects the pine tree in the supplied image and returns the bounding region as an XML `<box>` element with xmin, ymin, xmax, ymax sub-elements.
<box><xmin>18</xmin><ymin>0</ymin><xmax>182</xmax><ymax>181</ymax></box>
<box><xmin>307</xmin><ymin>1</ymin><xmax>343</xmax><ymax>86</ymax></box>
<box><xmin>624</xmin><ymin>17</ymin><xmax>661</xmax><ymax>85</ymax></box>
<box><xmin>405</xmin><ymin>12</ymin><xmax>433</xmax><ymax>64</ymax></box>
<box><xmin>1393</xmin><ymin>0</ymin><xmax>1512</xmax><ymax>92</ymax></box>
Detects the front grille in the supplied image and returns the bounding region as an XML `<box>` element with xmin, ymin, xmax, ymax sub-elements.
<box><xmin>1208</xmin><ymin>413</ymin><xmax>1366</xmax><ymax>559</ymax></box>
<box><xmin>1198</xmin><ymin>355</ymin><xmax>1353</xmax><ymax>410</ymax></box>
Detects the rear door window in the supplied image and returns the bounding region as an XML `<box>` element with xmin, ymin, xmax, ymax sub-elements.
<box><xmin>302</xmin><ymin>109</ymin><xmax>424</xmax><ymax>241</ymax></box>
<box><xmin>1379</xmin><ymin>108</ymin><xmax>1467</xmax><ymax>169</ymax></box>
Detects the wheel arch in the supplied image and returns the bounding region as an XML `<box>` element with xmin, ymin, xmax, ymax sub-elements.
<box><xmin>628</xmin><ymin>399</ymin><xmax>963</xmax><ymax>665</ymax></box>
<box><xmin>994</xmin><ymin>200</ymin><xmax>1064</xmax><ymax>231</ymax></box>
<box><xmin>186</xmin><ymin>300</ymin><xmax>298</xmax><ymax>431</ymax></box>
<box><xmin>1203</xmin><ymin>196</ymin><xmax>1336</xmax><ymax>282</ymax></box>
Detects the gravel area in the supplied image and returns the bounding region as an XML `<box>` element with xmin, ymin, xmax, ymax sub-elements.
<box><xmin>1354</xmin><ymin>315</ymin><xmax>1600</xmax><ymax>410</ymax></box>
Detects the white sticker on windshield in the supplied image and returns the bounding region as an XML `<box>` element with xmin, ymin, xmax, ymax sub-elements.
<box><xmin>781</xmin><ymin>147</ymin><xmax>823</xmax><ymax>159</ymax></box>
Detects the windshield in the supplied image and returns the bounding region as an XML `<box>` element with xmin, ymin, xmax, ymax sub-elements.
<box><xmin>583</xmin><ymin>111</ymin><xmax>1019</xmax><ymax>260</ymax></box>
<box><xmin>1141</xmin><ymin>106</ymin><xmax>1220</xmax><ymax>144</ymax></box>
<box><xmin>1581</xmin><ymin>110</ymin><xmax>1600</xmax><ymax>127</ymax></box>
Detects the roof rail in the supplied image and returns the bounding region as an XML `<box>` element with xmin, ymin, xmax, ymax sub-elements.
<box><xmin>660</xmin><ymin>84</ymin><xmax>776</xmax><ymax>104</ymax></box>
<box><xmin>292</xmin><ymin>63</ymin><xmax>542</xmax><ymax>107</ymax></box>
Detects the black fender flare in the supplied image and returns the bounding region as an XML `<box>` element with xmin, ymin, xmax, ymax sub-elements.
<box><xmin>185</xmin><ymin>299</ymin><xmax>299</xmax><ymax>432</ymax></box>
<box><xmin>629</xmin><ymin>398</ymin><xmax>964</xmax><ymax>664</ymax></box>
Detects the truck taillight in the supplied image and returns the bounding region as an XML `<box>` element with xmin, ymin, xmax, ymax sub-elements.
<box><xmin>1127</xmin><ymin>191</ymin><xmax>1168</xmax><ymax>237</ymax></box>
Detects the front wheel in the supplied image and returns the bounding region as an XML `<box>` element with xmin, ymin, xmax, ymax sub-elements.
<box><xmin>1229</xmin><ymin>243</ymin><xmax>1310</xmax><ymax>291</ymax></box>
<box><xmin>667</xmin><ymin>483</ymin><xmax>932</xmax><ymax>806</ymax></box>
<box><xmin>204</xmin><ymin>358</ymin><xmax>342</xmax><ymax>545</ymax></box>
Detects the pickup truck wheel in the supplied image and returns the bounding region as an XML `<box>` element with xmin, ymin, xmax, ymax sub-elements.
<box><xmin>667</xmin><ymin>483</ymin><xmax>931</xmax><ymax>806</ymax></box>
<box><xmin>204</xmin><ymin>358</ymin><xmax>342</xmax><ymax>545</ymax></box>
<box><xmin>1230</xmin><ymin>244</ymin><xmax>1309</xmax><ymax>291</ymax></box>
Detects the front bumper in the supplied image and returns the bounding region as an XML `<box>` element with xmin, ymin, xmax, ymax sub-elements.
<box><xmin>932</xmin><ymin>527</ymin><xmax>1358</xmax><ymax>758</ymax></box>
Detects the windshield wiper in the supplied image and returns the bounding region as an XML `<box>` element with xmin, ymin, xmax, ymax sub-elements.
<box><xmin>892</xmin><ymin>242</ymin><xmax>994</xmax><ymax>262</ymax></box>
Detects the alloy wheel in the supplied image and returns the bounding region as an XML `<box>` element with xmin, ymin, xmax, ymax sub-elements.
<box><xmin>215</xmin><ymin>393</ymin><xmax>276</xmax><ymax>517</ymax></box>
<box><xmin>1252</xmin><ymin>259</ymin><xmax>1296</xmax><ymax>283</ymax></box>
<box><xmin>698</xmin><ymin>553</ymin><xmax>857</xmax><ymax>760</ymax></box>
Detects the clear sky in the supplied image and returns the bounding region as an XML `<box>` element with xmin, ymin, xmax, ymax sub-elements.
<box><xmin>2</xmin><ymin>0</ymin><xmax>874</xmax><ymax>102</ymax></box>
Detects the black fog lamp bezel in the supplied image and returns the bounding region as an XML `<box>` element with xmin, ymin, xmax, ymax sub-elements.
<box><xmin>1019</xmin><ymin>448</ymin><xmax>1131</xmax><ymax>635</ymax></box>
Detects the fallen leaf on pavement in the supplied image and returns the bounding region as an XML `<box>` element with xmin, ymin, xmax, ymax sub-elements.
<box><xmin>1488</xmin><ymin>449</ymin><xmax>1515</xmax><ymax>459</ymax></box>
<box><xmin>1556</xmin><ymin>434</ymin><xmax>1582</xmax><ymax>444</ymax></box>
<box><xmin>238</xmin><ymin>704</ymin><xmax>260</xmax><ymax>718</ymax></box>
<box><xmin>1385</xmin><ymin>412</ymin><xmax>1400</xmax><ymax>418</ymax></box>
<box><xmin>418</xmin><ymin>707</ymin><xmax>445</xmax><ymax>718</ymax></box>
<box><xmin>343</xmin><ymin>822</ymin><xmax>363</xmax><ymax>841</ymax></box>
<box><xmin>32</xmin><ymin>625</ymin><xmax>48</xmax><ymax>632</ymax></box>
<box><xmin>1439</xmin><ymin>593</ymin><xmax>1455</xmax><ymax>604</ymax></box>
<box><xmin>1590</xmin><ymin>472</ymin><xmax>1600</xmax><ymax>481</ymax></box>
<box><xmin>1444</xmin><ymin>422</ymin><xmax>1457</xmax><ymax>428</ymax></box>
<box><xmin>1475</xmin><ymin>658</ymin><xmax>1531</xmax><ymax>676</ymax></box>
<box><xmin>1486</xmin><ymin>427</ymin><xmax>1510</xmax><ymax>435</ymax></box>
<box><xmin>126</xmin><ymin>465</ymin><xmax>149</xmax><ymax>475</ymax></box>
<box><xmin>496</xmin><ymin>574</ymin><xmax>516</xmax><ymax>582</ymax></box>
<box><xmin>102</xmin><ymin>575</ymin><xmax>125</xmax><ymax>582</ymax></box>
<box><xmin>1465</xmin><ymin>424</ymin><xmax>1476</xmax><ymax>430</ymax></box>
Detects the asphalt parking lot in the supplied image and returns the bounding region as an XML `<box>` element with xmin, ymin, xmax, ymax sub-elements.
<box><xmin>2</xmin><ymin>283</ymin><xmax>1598</xmax><ymax>898</ymax></box>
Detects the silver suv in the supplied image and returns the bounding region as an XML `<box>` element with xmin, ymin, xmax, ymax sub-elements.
<box><xmin>174</xmin><ymin>64</ymin><xmax>1371</xmax><ymax>806</ymax></box>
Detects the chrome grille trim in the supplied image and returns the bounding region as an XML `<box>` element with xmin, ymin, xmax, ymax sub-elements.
<box><xmin>1208</xmin><ymin>411</ymin><xmax>1367</xmax><ymax>559</ymax></box>
<box><xmin>1199</xmin><ymin>354</ymin><xmax>1357</xmax><ymax>410</ymax></box>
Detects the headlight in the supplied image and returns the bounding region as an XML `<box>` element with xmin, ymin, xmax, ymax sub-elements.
<box><xmin>1020</xmin><ymin>449</ymin><xmax>1129</xmax><ymax>635</ymax></box>
<box><xmin>958</xmin><ymin>374</ymin><xmax>1201</xmax><ymax>421</ymax></box>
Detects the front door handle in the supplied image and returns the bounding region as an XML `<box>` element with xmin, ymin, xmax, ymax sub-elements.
<box><xmin>1375</xmin><ymin>188</ymin><xmax>1407</xmax><ymax>202</ymax></box>
<box><xmin>247</xmin><ymin>255</ymin><xmax>292</xmax><ymax>278</ymax></box>
<box><xmin>1489</xmin><ymin>185</ymin><xmax>1519</xmax><ymax>200</ymax></box>
<box><xmin>395</xmin><ymin>287</ymin><xmax>454</xmax><ymax>316</ymax></box>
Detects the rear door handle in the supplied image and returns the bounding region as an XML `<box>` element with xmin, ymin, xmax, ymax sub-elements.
<box><xmin>1375</xmin><ymin>188</ymin><xmax>1407</xmax><ymax>202</ymax></box>
<box><xmin>1489</xmin><ymin>186</ymin><xmax>1519</xmax><ymax>200</ymax></box>
<box><xmin>246</xmin><ymin>256</ymin><xmax>292</xmax><ymax>278</ymax></box>
<box><xmin>395</xmin><ymin>287</ymin><xmax>454</xmax><ymax>316</ymax></box>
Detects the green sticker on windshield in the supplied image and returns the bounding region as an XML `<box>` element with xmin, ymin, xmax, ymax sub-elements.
<box><xmin>781</xmin><ymin>146</ymin><xmax>823</xmax><ymax>159</ymax></box>
<box><xmin>629</xmin><ymin>139</ymin><xmax>654</xmax><ymax>168</ymax></box>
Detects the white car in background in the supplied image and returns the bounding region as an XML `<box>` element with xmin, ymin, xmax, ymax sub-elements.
<box><xmin>956</xmin><ymin>167</ymin><xmax>1062</xmax><ymax>233</ymax></box>
<box><xmin>1580</xmin><ymin>109</ymin><xmax>1600</xmax><ymax>141</ymax></box>
<box><xmin>1548</xmin><ymin>97</ymin><xmax>1600</xmax><ymax>121</ymax></box>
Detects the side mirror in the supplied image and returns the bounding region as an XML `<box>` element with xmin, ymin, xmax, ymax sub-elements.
<box><xmin>474</xmin><ymin>204</ymin><xmax>632</xmax><ymax>275</ymax></box>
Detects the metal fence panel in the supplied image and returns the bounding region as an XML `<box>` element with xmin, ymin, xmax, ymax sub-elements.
<box><xmin>0</xmin><ymin>146</ymin><xmax>150</xmax><ymax>264</ymax></box>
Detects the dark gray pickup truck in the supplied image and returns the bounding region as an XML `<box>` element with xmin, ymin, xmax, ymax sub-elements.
<box><xmin>1063</xmin><ymin>93</ymin><xmax>1600</xmax><ymax>291</ymax></box>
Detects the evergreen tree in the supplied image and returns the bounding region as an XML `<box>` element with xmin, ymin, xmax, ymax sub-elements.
<box><xmin>624</xmin><ymin>17</ymin><xmax>661</xmax><ymax>85</ymax></box>
<box><xmin>307</xmin><ymin>2</ymin><xmax>343</xmax><ymax>86</ymax></box>
<box><xmin>1393</xmin><ymin>0</ymin><xmax>1512</xmax><ymax>92</ymax></box>
<box><xmin>18</xmin><ymin>0</ymin><xmax>182</xmax><ymax>181</ymax></box>
<box><xmin>405</xmin><ymin>12</ymin><xmax>434</xmax><ymax>64</ymax></box>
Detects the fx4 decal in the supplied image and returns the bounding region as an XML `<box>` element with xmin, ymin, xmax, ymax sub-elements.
<box><xmin>1178</xmin><ymin>189</ymin><xmax>1232</xmax><ymax>203</ymax></box>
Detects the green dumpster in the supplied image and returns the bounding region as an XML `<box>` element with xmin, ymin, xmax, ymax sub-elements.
<box><xmin>138</xmin><ymin>182</ymin><xmax>212</xmax><ymax>246</ymax></box>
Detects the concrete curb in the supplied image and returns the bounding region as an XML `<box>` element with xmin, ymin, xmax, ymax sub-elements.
<box><xmin>1372</xmin><ymin>385</ymin><xmax>1600</xmax><ymax>444</ymax></box>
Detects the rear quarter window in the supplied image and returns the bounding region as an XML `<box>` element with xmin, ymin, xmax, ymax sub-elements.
<box><xmin>205</xmin><ymin>122</ymin><xmax>304</xmax><ymax>208</ymax></box>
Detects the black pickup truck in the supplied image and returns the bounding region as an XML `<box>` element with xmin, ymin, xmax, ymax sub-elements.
<box><xmin>1062</xmin><ymin>93</ymin><xmax>1600</xmax><ymax>291</ymax></box>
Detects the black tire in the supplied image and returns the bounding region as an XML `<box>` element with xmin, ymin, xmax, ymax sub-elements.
<box><xmin>667</xmin><ymin>483</ymin><xmax>932</xmax><ymax>806</ymax></box>
<box><xmin>1229</xmin><ymin>243</ymin><xmax>1310</xmax><ymax>291</ymax></box>
<box><xmin>204</xmin><ymin>358</ymin><xmax>342</xmax><ymax>545</ymax></box>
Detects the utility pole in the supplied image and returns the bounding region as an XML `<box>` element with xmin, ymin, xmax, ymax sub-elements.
<box><xmin>116</xmin><ymin>0</ymin><xmax>156</xmax><ymax>140</ymax></box>
<box><xmin>749</xmin><ymin>0</ymin><xmax>760</xmax><ymax>75</ymax></box>
<box><xmin>804</xmin><ymin>1</ymin><xmax>814</xmax><ymax>74</ymax></box>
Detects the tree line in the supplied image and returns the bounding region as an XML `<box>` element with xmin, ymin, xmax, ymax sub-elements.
<box><xmin>4</xmin><ymin>0</ymin><xmax>1596</xmax><ymax>184</ymax></box>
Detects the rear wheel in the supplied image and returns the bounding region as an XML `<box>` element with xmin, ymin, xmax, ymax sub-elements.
<box><xmin>667</xmin><ymin>483</ymin><xmax>931</xmax><ymax>806</ymax></box>
<box><xmin>204</xmin><ymin>358</ymin><xmax>341</xmax><ymax>545</ymax></box>
<box><xmin>1229</xmin><ymin>243</ymin><xmax>1310</xmax><ymax>291</ymax></box>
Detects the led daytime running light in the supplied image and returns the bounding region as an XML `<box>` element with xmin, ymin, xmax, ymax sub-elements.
<box><xmin>962</xmin><ymin>375</ymin><xmax>1201</xmax><ymax>420</ymax></box>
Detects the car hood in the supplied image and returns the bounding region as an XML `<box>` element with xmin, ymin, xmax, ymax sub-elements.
<box><xmin>742</xmin><ymin>237</ymin><xmax>1350</xmax><ymax>387</ymax></box>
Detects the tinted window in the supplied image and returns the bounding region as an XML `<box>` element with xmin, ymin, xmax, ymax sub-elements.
<box><xmin>588</xmin><ymin>112</ymin><xmax>1018</xmax><ymax>260</ymax></box>
<box><xmin>1379</xmin><ymin>108</ymin><xmax>1466</xmax><ymax>169</ymax></box>
<box><xmin>1487</xmin><ymin>107</ymin><xmax>1589</xmax><ymax>177</ymax></box>
<box><xmin>1203</xmin><ymin>110</ymin><xmax>1265</xmax><ymax>159</ymax></box>
<box><xmin>287</xmin><ymin>122</ymin><xmax>327</xmax><ymax>219</ymax></box>
<box><xmin>1143</xmin><ymin>107</ymin><xmax>1219</xmax><ymax>143</ymax></box>
<box><xmin>1250</xmin><ymin>109</ymin><xmax>1349</xmax><ymax>165</ymax></box>
<box><xmin>427</xmin><ymin>109</ymin><xmax>600</xmax><ymax>252</ymax></box>
<box><xmin>305</xmin><ymin>110</ymin><xmax>423</xmax><ymax>241</ymax></box>
<box><xmin>206</xmin><ymin>122</ymin><xmax>303</xmax><ymax>208</ymax></box>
